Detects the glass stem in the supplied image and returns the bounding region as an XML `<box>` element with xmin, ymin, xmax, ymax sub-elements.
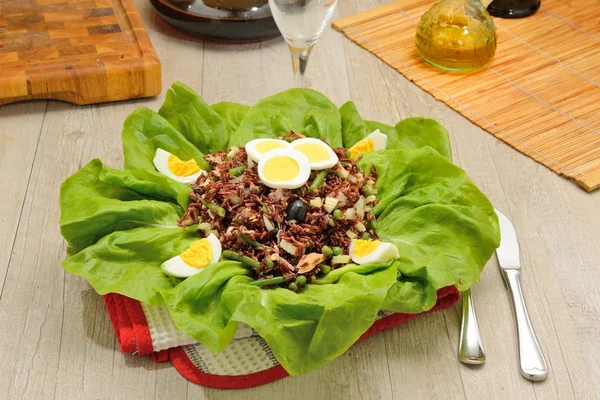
<box><xmin>289</xmin><ymin>44</ymin><xmax>314</xmax><ymax>88</ymax></box>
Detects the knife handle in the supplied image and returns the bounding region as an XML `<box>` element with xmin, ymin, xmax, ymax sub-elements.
<box><xmin>458</xmin><ymin>288</ymin><xmax>485</xmax><ymax>364</ymax></box>
<box><xmin>502</xmin><ymin>269</ymin><xmax>548</xmax><ymax>381</ymax></box>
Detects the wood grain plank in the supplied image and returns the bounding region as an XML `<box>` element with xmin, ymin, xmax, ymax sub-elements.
<box><xmin>0</xmin><ymin>99</ymin><xmax>166</xmax><ymax>399</ymax></box>
<box><xmin>0</xmin><ymin>104</ymin><xmax>82</xmax><ymax>400</ymax></box>
<box><xmin>48</xmin><ymin>101</ymin><xmax>162</xmax><ymax>399</ymax></box>
<box><xmin>0</xmin><ymin>101</ymin><xmax>46</xmax><ymax>298</ymax></box>
<box><xmin>482</xmin><ymin>138</ymin><xmax>596</xmax><ymax>398</ymax></box>
<box><xmin>499</xmin><ymin>159</ymin><xmax>600</xmax><ymax>396</ymax></box>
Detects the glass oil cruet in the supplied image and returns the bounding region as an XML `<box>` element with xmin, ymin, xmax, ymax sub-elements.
<box><xmin>415</xmin><ymin>0</ymin><xmax>497</xmax><ymax>72</ymax></box>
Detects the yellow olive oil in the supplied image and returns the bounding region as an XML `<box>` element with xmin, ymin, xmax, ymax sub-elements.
<box><xmin>415</xmin><ymin>0</ymin><xmax>497</xmax><ymax>71</ymax></box>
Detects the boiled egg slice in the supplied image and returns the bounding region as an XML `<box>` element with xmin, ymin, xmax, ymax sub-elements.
<box><xmin>245</xmin><ymin>138</ymin><xmax>290</xmax><ymax>163</ymax></box>
<box><xmin>153</xmin><ymin>148</ymin><xmax>205</xmax><ymax>184</ymax></box>
<box><xmin>349</xmin><ymin>239</ymin><xmax>399</xmax><ymax>265</ymax></box>
<box><xmin>289</xmin><ymin>138</ymin><xmax>339</xmax><ymax>170</ymax></box>
<box><xmin>348</xmin><ymin>129</ymin><xmax>388</xmax><ymax>159</ymax></box>
<box><xmin>161</xmin><ymin>234</ymin><xmax>222</xmax><ymax>278</ymax></box>
<box><xmin>257</xmin><ymin>148</ymin><xmax>311</xmax><ymax>189</ymax></box>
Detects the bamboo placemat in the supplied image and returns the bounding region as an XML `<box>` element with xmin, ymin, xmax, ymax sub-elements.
<box><xmin>333</xmin><ymin>0</ymin><xmax>600</xmax><ymax>191</ymax></box>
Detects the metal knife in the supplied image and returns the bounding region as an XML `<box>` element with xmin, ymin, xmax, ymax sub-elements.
<box><xmin>495</xmin><ymin>209</ymin><xmax>548</xmax><ymax>381</ymax></box>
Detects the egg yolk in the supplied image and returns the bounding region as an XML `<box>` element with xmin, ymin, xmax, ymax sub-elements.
<box><xmin>256</xmin><ymin>141</ymin><xmax>287</xmax><ymax>154</ymax></box>
<box><xmin>353</xmin><ymin>239</ymin><xmax>382</xmax><ymax>257</ymax></box>
<box><xmin>294</xmin><ymin>143</ymin><xmax>330</xmax><ymax>163</ymax></box>
<box><xmin>349</xmin><ymin>138</ymin><xmax>375</xmax><ymax>158</ymax></box>
<box><xmin>168</xmin><ymin>154</ymin><xmax>201</xmax><ymax>177</ymax></box>
<box><xmin>180</xmin><ymin>239</ymin><xmax>213</xmax><ymax>269</ymax></box>
<box><xmin>263</xmin><ymin>156</ymin><xmax>300</xmax><ymax>182</ymax></box>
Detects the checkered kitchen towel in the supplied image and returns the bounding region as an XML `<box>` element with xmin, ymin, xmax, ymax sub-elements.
<box><xmin>103</xmin><ymin>286</ymin><xmax>460</xmax><ymax>389</ymax></box>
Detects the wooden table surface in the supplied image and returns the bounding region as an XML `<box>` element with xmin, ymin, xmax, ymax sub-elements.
<box><xmin>1</xmin><ymin>1</ymin><xmax>598</xmax><ymax>399</ymax></box>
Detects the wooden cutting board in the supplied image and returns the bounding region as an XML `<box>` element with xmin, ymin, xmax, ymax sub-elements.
<box><xmin>0</xmin><ymin>0</ymin><xmax>161</xmax><ymax>105</ymax></box>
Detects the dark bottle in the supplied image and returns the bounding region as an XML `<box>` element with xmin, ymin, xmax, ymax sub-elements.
<box><xmin>487</xmin><ymin>0</ymin><xmax>541</xmax><ymax>18</ymax></box>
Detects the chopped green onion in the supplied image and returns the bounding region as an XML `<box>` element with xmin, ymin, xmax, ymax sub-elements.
<box><xmin>335</xmin><ymin>192</ymin><xmax>348</xmax><ymax>206</ymax></box>
<box><xmin>332</xmin><ymin>255</ymin><xmax>351</xmax><ymax>264</ymax></box>
<box><xmin>197</xmin><ymin>222</ymin><xmax>213</xmax><ymax>232</ymax></box>
<box><xmin>344</xmin><ymin>208</ymin><xmax>356</xmax><ymax>220</ymax></box>
<box><xmin>346</xmin><ymin>230</ymin><xmax>357</xmax><ymax>239</ymax></box>
<box><xmin>310</xmin><ymin>197</ymin><xmax>323</xmax><ymax>208</ymax></box>
<box><xmin>324</xmin><ymin>197</ymin><xmax>339</xmax><ymax>213</ymax></box>
<box><xmin>354</xmin><ymin>222</ymin><xmax>366</xmax><ymax>232</ymax></box>
<box><xmin>355</xmin><ymin>196</ymin><xmax>365</xmax><ymax>213</ymax></box>
<box><xmin>227</xmin><ymin>147</ymin><xmax>240</xmax><ymax>159</ymax></box>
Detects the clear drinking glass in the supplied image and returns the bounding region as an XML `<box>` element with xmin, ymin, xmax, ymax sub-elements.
<box><xmin>268</xmin><ymin>0</ymin><xmax>339</xmax><ymax>87</ymax></box>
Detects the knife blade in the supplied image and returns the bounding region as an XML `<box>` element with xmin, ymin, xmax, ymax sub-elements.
<box><xmin>495</xmin><ymin>209</ymin><xmax>548</xmax><ymax>381</ymax></box>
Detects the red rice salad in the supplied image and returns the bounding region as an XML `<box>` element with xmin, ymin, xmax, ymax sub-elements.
<box><xmin>179</xmin><ymin>132</ymin><xmax>379</xmax><ymax>290</ymax></box>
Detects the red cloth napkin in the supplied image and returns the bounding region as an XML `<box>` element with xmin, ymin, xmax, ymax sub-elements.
<box><xmin>103</xmin><ymin>286</ymin><xmax>459</xmax><ymax>389</ymax></box>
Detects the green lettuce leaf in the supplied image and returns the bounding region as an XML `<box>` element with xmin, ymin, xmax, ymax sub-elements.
<box><xmin>100</xmin><ymin>167</ymin><xmax>191</xmax><ymax>210</ymax></box>
<box><xmin>60</xmin><ymin>160</ymin><xmax>184</xmax><ymax>255</ymax></box>
<box><xmin>211</xmin><ymin>101</ymin><xmax>250</xmax><ymax>133</ymax></box>
<box><xmin>340</xmin><ymin>101</ymin><xmax>452</xmax><ymax>159</ymax></box>
<box><xmin>359</xmin><ymin>147</ymin><xmax>499</xmax><ymax>312</ymax></box>
<box><xmin>122</xmin><ymin>107</ymin><xmax>211</xmax><ymax>172</ymax></box>
<box><xmin>229</xmin><ymin>89</ymin><xmax>343</xmax><ymax>147</ymax></box>
<box><xmin>162</xmin><ymin>261</ymin><xmax>397</xmax><ymax>375</ymax></box>
<box><xmin>161</xmin><ymin>263</ymin><xmax>252</xmax><ymax>352</ymax></box>
<box><xmin>158</xmin><ymin>82</ymin><xmax>230</xmax><ymax>154</ymax></box>
<box><xmin>339</xmin><ymin>101</ymin><xmax>379</xmax><ymax>147</ymax></box>
<box><xmin>389</xmin><ymin>118</ymin><xmax>452</xmax><ymax>160</ymax></box>
<box><xmin>63</xmin><ymin>226</ymin><xmax>198</xmax><ymax>305</ymax></box>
